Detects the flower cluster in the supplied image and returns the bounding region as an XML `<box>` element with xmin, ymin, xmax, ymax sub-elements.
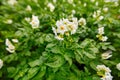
<box><xmin>0</xmin><ymin>59</ymin><xmax>3</xmax><ymax>69</ymax></box>
<box><xmin>96</xmin><ymin>65</ymin><xmax>113</xmax><ymax>80</ymax></box>
<box><xmin>30</xmin><ymin>15</ymin><xmax>40</xmax><ymax>29</ymax></box>
<box><xmin>103</xmin><ymin>7</ymin><xmax>109</xmax><ymax>13</ymax></box>
<box><xmin>5</xmin><ymin>19</ymin><xmax>13</xmax><ymax>24</ymax></box>
<box><xmin>93</xmin><ymin>10</ymin><xmax>104</xmax><ymax>21</ymax></box>
<box><xmin>78</xmin><ymin>18</ymin><xmax>86</xmax><ymax>26</ymax></box>
<box><xmin>52</xmin><ymin>18</ymin><xmax>79</xmax><ymax>40</ymax></box>
<box><xmin>8</xmin><ymin>0</ymin><xmax>17</xmax><ymax>5</ymax></box>
<box><xmin>116</xmin><ymin>63</ymin><xmax>120</xmax><ymax>71</ymax></box>
<box><xmin>67</xmin><ymin>0</ymin><xmax>73</xmax><ymax>4</ymax></box>
<box><xmin>52</xmin><ymin>17</ymin><xmax>87</xmax><ymax>40</ymax></box>
<box><xmin>5</xmin><ymin>39</ymin><xmax>18</xmax><ymax>53</ymax></box>
<box><xmin>101</xmin><ymin>50</ymin><xmax>112</xmax><ymax>59</ymax></box>
<box><xmin>47</xmin><ymin>3</ymin><xmax>55</xmax><ymax>12</ymax></box>
<box><xmin>104</xmin><ymin>0</ymin><xmax>119</xmax><ymax>6</ymax></box>
<box><xmin>96</xmin><ymin>27</ymin><xmax>108</xmax><ymax>42</ymax></box>
<box><xmin>26</xmin><ymin>5</ymin><xmax>32</xmax><ymax>11</ymax></box>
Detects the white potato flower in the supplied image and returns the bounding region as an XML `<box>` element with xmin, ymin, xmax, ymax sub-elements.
<box><xmin>98</xmin><ymin>16</ymin><xmax>104</xmax><ymax>21</ymax></box>
<box><xmin>96</xmin><ymin>65</ymin><xmax>111</xmax><ymax>73</ymax></box>
<box><xmin>62</xmin><ymin>18</ymin><xmax>70</xmax><ymax>25</ymax></box>
<box><xmin>8</xmin><ymin>0</ymin><xmax>17</xmax><ymax>5</ymax></box>
<box><xmin>101</xmin><ymin>72</ymin><xmax>113</xmax><ymax>80</ymax></box>
<box><xmin>103</xmin><ymin>7</ymin><xmax>109</xmax><ymax>12</ymax></box>
<box><xmin>101</xmin><ymin>36</ymin><xmax>108</xmax><ymax>42</ymax></box>
<box><xmin>113</xmin><ymin>0</ymin><xmax>118</xmax><ymax>2</ymax></box>
<box><xmin>47</xmin><ymin>3</ymin><xmax>55</xmax><ymax>12</ymax></box>
<box><xmin>101</xmin><ymin>50</ymin><xmax>112</xmax><ymax>59</ymax></box>
<box><xmin>98</xmin><ymin>27</ymin><xmax>104</xmax><ymax>35</ymax></box>
<box><xmin>67</xmin><ymin>0</ymin><xmax>73</xmax><ymax>4</ymax></box>
<box><xmin>57</xmin><ymin>25</ymin><xmax>68</xmax><ymax>35</ymax></box>
<box><xmin>96</xmin><ymin>65</ymin><xmax>112</xmax><ymax>80</ymax></box>
<box><xmin>5</xmin><ymin>39</ymin><xmax>14</xmax><ymax>49</ymax></box>
<box><xmin>72</xmin><ymin>10</ymin><xmax>76</xmax><ymax>14</ymax></box>
<box><xmin>67</xmin><ymin>22</ymin><xmax>77</xmax><ymax>34</ymax></box>
<box><xmin>93</xmin><ymin>12</ymin><xmax>97</xmax><ymax>18</ymax></box>
<box><xmin>90</xmin><ymin>0</ymin><xmax>95</xmax><ymax>2</ymax></box>
<box><xmin>6</xmin><ymin>19</ymin><xmax>13</xmax><ymax>24</ymax></box>
<box><xmin>105</xmin><ymin>0</ymin><xmax>118</xmax><ymax>2</ymax></box>
<box><xmin>26</xmin><ymin>5</ymin><xmax>32</xmax><ymax>11</ymax></box>
<box><xmin>0</xmin><ymin>59</ymin><xmax>3</xmax><ymax>69</ymax></box>
<box><xmin>96</xmin><ymin>35</ymin><xmax>108</xmax><ymax>42</ymax></box>
<box><xmin>72</xmin><ymin>17</ymin><xmax>78</xmax><ymax>25</ymax></box>
<box><xmin>6</xmin><ymin>48</ymin><xmax>15</xmax><ymax>53</ymax></box>
<box><xmin>55</xmin><ymin>35</ymin><xmax>64</xmax><ymax>41</ymax></box>
<box><xmin>97</xmin><ymin>10</ymin><xmax>101</xmax><ymax>15</ymax></box>
<box><xmin>84</xmin><ymin>3</ymin><xmax>87</xmax><ymax>7</ymax></box>
<box><xmin>53</xmin><ymin>0</ymin><xmax>57</xmax><ymax>3</ymax></box>
<box><xmin>114</xmin><ymin>2</ymin><xmax>119</xmax><ymax>7</ymax></box>
<box><xmin>78</xmin><ymin>18</ymin><xmax>86</xmax><ymax>26</ymax></box>
<box><xmin>116</xmin><ymin>63</ymin><xmax>120</xmax><ymax>70</ymax></box>
<box><xmin>56</xmin><ymin>19</ymin><xmax>68</xmax><ymax>35</ymax></box>
<box><xmin>104</xmin><ymin>0</ymin><xmax>111</xmax><ymax>2</ymax></box>
<box><xmin>69</xmin><ymin>18</ymin><xmax>78</xmax><ymax>34</ymax></box>
<box><xmin>72</xmin><ymin>17</ymin><xmax>78</xmax><ymax>27</ymax></box>
<box><xmin>30</xmin><ymin>15</ymin><xmax>40</xmax><ymax>29</ymax></box>
<box><xmin>93</xmin><ymin>10</ymin><xmax>101</xmax><ymax>18</ymax></box>
<box><xmin>25</xmin><ymin>17</ymin><xmax>31</xmax><ymax>22</ymax></box>
<box><xmin>5</xmin><ymin>39</ymin><xmax>15</xmax><ymax>53</ymax></box>
<box><xmin>52</xmin><ymin>27</ymin><xmax>57</xmax><ymax>36</ymax></box>
<box><xmin>12</xmin><ymin>39</ymin><xmax>19</xmax><ymax>43</ymax></box>
<box><xmin>95</xmin><ymin>2</ymin><xmax>99</xmax><ymax>6</ymax></box>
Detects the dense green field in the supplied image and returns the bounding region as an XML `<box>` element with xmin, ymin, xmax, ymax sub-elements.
<box><xmin>0</xmin><ymin>0</ymin><xmax>120</xmax><ymax>80</ymax></box>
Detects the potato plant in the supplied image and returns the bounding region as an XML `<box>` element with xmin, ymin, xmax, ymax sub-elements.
<box><xmin>0</xmin><ymin>0</ymin><xmax>120</xmax><ymax>80</ymax></box>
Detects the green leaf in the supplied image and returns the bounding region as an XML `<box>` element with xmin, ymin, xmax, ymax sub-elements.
<box><xmin>35</xmin><ymin>37</ymin><xmax>44</xmax><ymax>44</ymax></box>
<box><xmin>15</xmin><ymin>30</ymin><xmax>23</xmax><ymax>37</ymax></box>
<box><xmin>90</xmin><ymin>62</ymin><xmax>98</xmax><ymax>71</ymax></box>
<box><xmin>21</xmin><ymin>75</ymin><xmax>28</xmax><ymax>80</ymax></box>
<box><xmin>51</xmin><ymin>46</ymin><xmax>62</xmax><ymax>54</ymax></box>
<box><xmin>7</xmin><ymin>67</ymin><xmax>18</xmax><ymax>78</ymax></box>
<box><xmin>28</xmin><ymin>59</ymin><xmax>40</xmax><ymax>67</ymax></box>
<box><xmin>14</xmin><ymin>68</ymin><xmax>26</xmax><ymax>80</ymax></box>
<box><xmin>32</xmin><ymin>66</ymin><xmax>46</xmax><ymax>80</ymax></box>
<box><xmin>45</xmin><ymin>55</ymin><xmax>64</xmax><ymax>68</ymax></box>
<box><xmin>24</xmin><ymin>51</ymin><xmax>31</xmax><ymax>56</ymax></box>
<box><xmin>27</xmin><ymin>67</ymin><xmax>40</xmax><ymax>79</ymax></box>
<box><xmin>76</xmin><ymin>49</ymin><xmax>83</xmax><ymax>59</ymax></box>
<box><xmin>92</xmin><ymin>76</ymin><xmax>100</xmax><ymax>80</ymax></box>
<box><xmin>3</xmin><ymin>53</ymin><xmax>18</xmax><ymax>63</ymax></box>
<box><xmin>70</xmin><ymin>43</ymin><xmax>80</xmax><ymax>49</ymax></box>
<box><xmin>108</xmin><ymin>45</ymin><xmax>116</xmax><ymax>51</ymax></box>
<box><xmin>75</xmin><ymin>52</ymin><xmax>84</xmax><ymax>64</ymax></box>
<box><xmin>64</xmin><ymin>54</ymin><xmax>72</xmax><ymax>66</ymax></box>
<box><xmin>46</xmin><ymin>43</ymin><xmax>56</xmax><ymax>49</ymax></box>
<box><xmin>84</xmin><ymin>67</ymin><xmax>90</xmax><ymax>75</ymax></box>
<box><xmin>46</xmin><ymin>73</ymin><xmax>55</xmax><ymax>80</ymax></box>
<box><xmin>83</xmin><ymin>51</ymin><xmax>96</xmax><ymax>59</ymax></box>
<box><xmin>0</xmin><ymin>39</ymin><xmax>3</xmax><ymax>42</ymax></box>
<box><xmin>84</xmin><ymin>76</ymin><xmax>93</xmax><ymax>80</ymax></box>
<box><xmin>45</xmin><ymin>34</ymin><xmax>54</xmax><ymax>42</ymax></box>
<box><xmin>89</xmin><ymin>47</ymin><xmax>99</xmax><ymax>53</ymax></box>
<box><xmin>0</xmin><ymin>71</ymin><xmax>2</xmax><ymax>77</ymax></box>
<box><xmin>80</xmin><ymin>39</ymin><xmax>92</xmax><ymax>48</ymax></box>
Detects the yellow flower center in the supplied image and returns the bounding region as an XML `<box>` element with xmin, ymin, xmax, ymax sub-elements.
<box><xmin>60</xmin><ymin>26</ymin><xmax>65</xmax><ymax>30</ymax></box>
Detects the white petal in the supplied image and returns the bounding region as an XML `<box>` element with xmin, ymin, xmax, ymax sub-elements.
<box><xmin>0</xmin><ymin>59</ymin><xmax>3</xmax><ymax>69</ymax></box>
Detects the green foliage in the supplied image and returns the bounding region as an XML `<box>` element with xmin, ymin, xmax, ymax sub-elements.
<box><xmin>0</xmin><ymin>0</ymin><xmax>120</xmax><ymax>80</ymax></box>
